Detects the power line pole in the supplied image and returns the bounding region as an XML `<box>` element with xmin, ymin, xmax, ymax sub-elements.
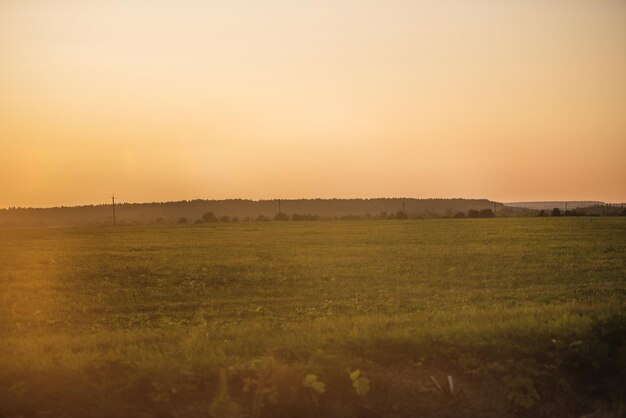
<box><xmin>278</xmin><ymin>199</ymin><xmax>281</xmax><ymax>213</ymax></box>
<box><xmin>112</xmin><ymin>195</ymin><xmax>116</xmax><ymax>226</ymax></box>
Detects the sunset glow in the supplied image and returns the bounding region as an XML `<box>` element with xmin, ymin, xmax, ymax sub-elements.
<box><xmin>2</xmin><ymin>0</ymin><xmax>625</xmax><ymax>207</ymax></box>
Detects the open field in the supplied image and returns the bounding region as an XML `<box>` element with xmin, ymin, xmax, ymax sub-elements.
<box><xmin>0</xmin><ymin>218</ymin><xmax>624</xmax><ymax>417</ymax></box>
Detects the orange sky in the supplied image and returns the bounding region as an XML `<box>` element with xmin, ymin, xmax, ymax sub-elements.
<box><xmin>1</xmin><ymin>0</ymin><xmax>625</xmax><ymax>208</ymax></box>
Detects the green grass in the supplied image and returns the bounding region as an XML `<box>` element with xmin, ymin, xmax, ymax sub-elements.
<box><xmin>1</xmin><ymin>218</ymin><xmax>625</xmax><ymax>417</ymax></box>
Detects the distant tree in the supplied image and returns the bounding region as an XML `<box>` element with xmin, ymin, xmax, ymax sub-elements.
<box><xmin>551</xmin><ymin>208</ymin><xmax>561</xmax><ymax>217</ymax></box>
<box><xmin>256</xmin><ymin>215</ymin><xmax>270</xmax><ymax>222</ymax></box>
<box><xmin>340</xmin><ymin>214</ymin><xmax>362</xmax><ymax>220</ymax></box>
<box><xmin>454</xmin><ymin>211</ymin><xmax>466</xmax><ymax>218</ymax></box>
<box><xmin>220</xmin><ymin>215</ymin><xmax>230</xmax><ymax>223</ymax></box>
<box><xmin>538</xmin><ymin>210</ymin><xmax>546</xmax><ymax>217</ymax></box>
<box><xmin>155</xmin><ymin>217</ymin><xmax>164</xmax><ymax>223</ymax></box>
<box><xmin>202</xmin><ymin>212</ymin><xmax>218</xmax><ymax>222</ymax></box>
<box><xmin>193</xmin><ymin>219</ymin><xmax>204</xmax><ymax>224</ymax></box>
<box><xmin>275</xmin><ymin>212</ymin><xmax>289</xmax><ymax>221</ymax></box>
<box><xmin>178</xmin><ymin>217</ymin><xmax>188</xmax><ymax>224</ymax></box>
<box><xmin>479</xmin><ymin>209</ymin><xmax>495</xmax><ymax>218</ymax></box>
<box><xmin>467</xmin><ymin>209</ymin><xmax>480</xmax><ymax>218</ymax></box>
<box><xmin>232</xmin><ymin>217</ymin><xmax>240</xmax><ymax>223</ymax></box>
<box><xmin>395</xmin><ymin>211</ymin><xmax>408</xmax><ymax>219</ymax></box>
<box><xmin>293</xmin><ymin>213</ymin><xmax>319</xmax><ymax>221</ymax></box>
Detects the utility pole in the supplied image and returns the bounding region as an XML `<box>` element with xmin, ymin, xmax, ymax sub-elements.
<box><xmin>278</xmin><ymin>199</ymin><xmax>281</xmax><ymax>214</ymax></box>
<box><xmin>112</xmin><ymin>195</ymin><xmax>116</xmax><ymax>226</ymax></box>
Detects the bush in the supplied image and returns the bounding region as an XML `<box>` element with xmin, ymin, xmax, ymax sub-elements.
<box><xmin>202</xmin><ymin>212</ymin><xmax>218</xmax><ymax>222</ymax></box>
<box><xmin>220</xmin><ymin>215</ymin><xmax>230</xmax><ymax>223</ymax></box>
<box><xmin>231</xmin><ymin>217</ymin><xmax>240</xmax><ymax>223</ymax></box>
<box><xmin>480</xmin><ymin>209</ymin><xmax>495</xmax><ymax>218</ymax></box>
<box><xmin>292</xmin><ymin>213</ymin><xmax>319</xmax><ymax>221</ymax></box>
<box><xmin>275</xmin><ymin>212</ymin><xmax>289</xmax><ymax>221</ymax></box>
<box><xmin>395</xmin><ymin>211</ymin><xmax>408</xmax><ymax>219</ymax></box>
<box><xmin>551</xmin><ymin>208</ymin><xmax>561</xmax><ymax>217</ymax></box>
<box><xmin>454</xmin><ymin>211</ymin><xmax>466</xmax><ymax>218</ymax></box>
<box><xmin>177</xmin><ymin>217</ymin><xmax>188</xmax><ymax>224</ymax></box>
<box><xmin>193</xmin><ymin>219</ymin><xmax>204</xmax><ymax>225</ymax></box>
<box><xmin>256</xmin><ymin>215</ymin><xmax>270</xmax><ymax>222</ymax></box>
<box><xmin>467</xmin><ymin>209</ymin><xmax>481</xmax><ymax>218</ymax></box>
<box><xmin>558</xmin><ymin>314</ymin><xmax>626</xmax><ymax>398</ymax></box>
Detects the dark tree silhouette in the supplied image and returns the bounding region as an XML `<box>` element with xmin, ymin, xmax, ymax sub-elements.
<box><xmin>395</xmin><ymin>211</ymin><xmax>408</xmax><ymax>219</ymax></box>
<box><xmin>480</xmin><ymin>209</ymin><xmax>495</xmax><ymax>218</ymax></box>
<box><xmin>551</xmin><ymin>208</ymin><xmax>561</xmax><ymax>217</ymax></box>
<box><xmin>467</xmin><ymin>209</ymin><xmax>481</xmax><ymax>218</ymax></box>
<box><xmin>202</xmin><ymin>212</ymin><xmax>218</xmax><ymax>222</ymax></box>
<box><xmin>275</xmin><ymin>212</ymin><xmax>289</xmax><ymax>221</ymax></box>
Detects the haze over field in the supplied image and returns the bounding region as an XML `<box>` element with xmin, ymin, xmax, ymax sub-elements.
<box><xmin>2</xmin><ymin>0</ymin><xmax>626</xmax><ymax>208</ymax></box>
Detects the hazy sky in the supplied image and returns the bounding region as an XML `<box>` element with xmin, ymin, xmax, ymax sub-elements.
<box><xmin>1</xmin><ymin>0</ymin><xmax>625</xmax><ymax>207</ymax></box>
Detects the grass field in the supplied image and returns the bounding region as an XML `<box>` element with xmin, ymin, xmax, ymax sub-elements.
<box><xmin>1</xmin><ymin>218</ymin><xmax>625</xmax><ymax>417</ymax></box>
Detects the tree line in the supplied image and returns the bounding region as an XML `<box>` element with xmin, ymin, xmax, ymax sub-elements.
<box><xmin>177</xmin><ymin>208</ymin><xmax>501</xmax><ymax>224</ymax></box>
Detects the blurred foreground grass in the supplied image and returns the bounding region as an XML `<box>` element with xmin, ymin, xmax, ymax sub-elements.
<box><xmin>0</xmin><ymin>218</ymin><xmax>624</xmax><ymax>417</ymax></box>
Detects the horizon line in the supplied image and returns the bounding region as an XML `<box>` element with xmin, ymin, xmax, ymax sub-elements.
<box><xmin>2</xmin><ymin>197</ymin><xmax>622</xmax><ymax>211</ymax></box>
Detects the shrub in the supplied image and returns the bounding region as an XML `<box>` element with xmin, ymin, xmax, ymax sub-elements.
<box><xmin>551</xmin><ymin>208</ymin><xmax>561</xmax><ymax>217</ymax></box>
<box><xmin>467</xmin><ymin>209</ymin><xmax>481</xmax><ymax>218</ymax></box>
<box><xmin>340</xmin><ymin>214</ymin><xmax>362</xmax><ymax>220</ymax></box>
<box><xmin>454</xmin><ymin>211</ymin><xmax>466</xmax><ymax>218</ymax></box>
<box><xmin>177</xmin><ymin>217</ymin><xmax>188</xmax><ymax>224</ymax></box>
<box><xmin>275</xmin><ymin>212</ymin><xmax>289</xmax><ymax>221</ymax></box>
<box><xmin>292</xmin><ymin>213</ymin><xmax>319</xmax><ymax>221</ymax></box>
<box><xmin>202</xmin><ymin>212</ymin><xmax>219</xmax><ymax>222</ymax></box>
<box><xmin>220</xmin><ymin>215</ymin><xmax>230</xmax><ymax>223</ymax></box>
<box><xmin>480</xmin><ymin>209</ymin><xmax>495</xmax><ymax>218</ymax></box>
<box><xmin>395</xmin><ymin>211</ymin><xmax>408</xmax><ymax>219</ymax></box>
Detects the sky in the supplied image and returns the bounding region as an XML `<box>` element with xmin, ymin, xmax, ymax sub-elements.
<box><xmin>1</xmin><ymin>0</ymin><xmax>625</xmax><ymax>208</ymax></box>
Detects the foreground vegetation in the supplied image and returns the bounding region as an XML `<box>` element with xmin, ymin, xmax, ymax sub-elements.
<box><xmin>0</xmin><ymin>218</ymin><xmax>624</xmax><ymax>417</ymax></box>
